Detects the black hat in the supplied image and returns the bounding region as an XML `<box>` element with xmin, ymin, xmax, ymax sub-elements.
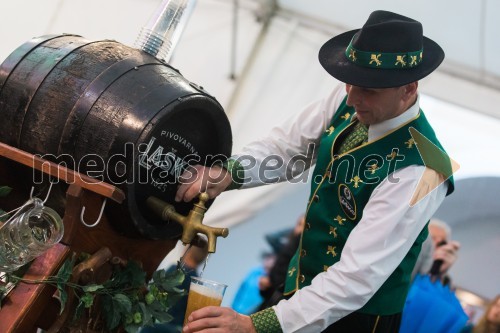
<box><xmin>318</xmin><ymin>10</ymin><xmax>444</xmax><ymax>88</ymax></box>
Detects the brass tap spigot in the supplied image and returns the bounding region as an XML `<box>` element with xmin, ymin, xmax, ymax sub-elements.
<box><xmin>146</xmin><ymin>193</ymin><xmax>229</xmax><ymax>253</ymax></box>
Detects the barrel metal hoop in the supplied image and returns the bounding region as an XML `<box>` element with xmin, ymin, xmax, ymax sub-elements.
<box><xmin>0</xmin><ymin>34</ymin><xmax>81</xmax><ymax>95</ymax></box>
<box><xmin>58</xmin><ymin>58</ymin><xmax>162</xmax><ymax>155</ymax></box>
<box><xmin>15</xmin><ymin>38</ymin><xmax>101</xmax><ymax>147</ymax></box>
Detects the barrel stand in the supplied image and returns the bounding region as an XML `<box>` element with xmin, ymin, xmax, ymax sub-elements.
<box><xmin>0</xmin><ymin>143</ymin><xmax>177</xmax><ymax>332</ymax></box>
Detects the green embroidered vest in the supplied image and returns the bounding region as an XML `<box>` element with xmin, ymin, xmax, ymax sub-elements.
<box><xmin>284</xmin><ymin>97</ymin><xmax>454</xmax><ymax>315</ymax></box>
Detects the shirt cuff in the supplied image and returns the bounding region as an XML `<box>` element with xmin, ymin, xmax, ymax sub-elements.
<box><xmin>221</xmin><ymin>158</ymin><xmax>244</xmax><ymax>190</ymax></box>
<box><xmin>250</xmin><ymin>308</ymin><xmax>283</xmax><ymax>333</ymax></box>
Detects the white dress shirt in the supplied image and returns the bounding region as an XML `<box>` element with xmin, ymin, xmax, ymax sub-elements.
<box><xmin>234</xmin><ymin>83</ymin><xmax>449</xmax><ymax>332</ymax></box>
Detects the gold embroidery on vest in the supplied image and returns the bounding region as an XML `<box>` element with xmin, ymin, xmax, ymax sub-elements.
<box><xmin>369</xmin><ymin>163</ymin><xmax>378</xmax><ymax>174</ymax></box>
<box><xmin>334</xmin><ymin>215</ymin><xmax>346</xmax><ymax>225</ymax></box>
<box><xmin>341</xmin><ymin>112</ymin><xmax>351</xmax><ymax>121</ymax></box>
<box><xmin>288</xmin><ymin>267</ymin><xmax>296</xmax><ymax>277</ymax></box>
<box><xmin>329</xmin><ymin>226</ymin><xmax>337</xmax><ymax>238</ymax></box>
<box><xmin>326</xmin><ymin>125</ymin><xmax>335</xmax><ymax>136</ymax></box>
<box><xmin>405</xmin><ymin>138</ymin><xmax>415</xmax><ymax>148</ymax></box>
<box><xmin>387</xmin><ymin>150</ymin><xmax>398</xmax><ymax>160</ymax></box>
<box><xmin>326</xmin><ymin>245</ymin><xmax>337</xmax><ymax>257</ymax></box>
<box><xmin>351</xmin><ymin>175</ymin><xmax>363</xmax><ymax>188</ymax></box>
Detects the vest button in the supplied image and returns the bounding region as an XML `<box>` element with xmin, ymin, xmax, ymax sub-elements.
<box><xmin>300</xmin><ymin>249</ymin><xmax>307</xmax><ymax>257</ymax></box>
<box><xmin>299</xmin><ymin>274</ymin><xmax>305</xmax><ymax>283</ymax></box>
<box><xmin>313</xmin><ymin>194</ymin><xmax>320</xmax><ymax>202</ymax></box>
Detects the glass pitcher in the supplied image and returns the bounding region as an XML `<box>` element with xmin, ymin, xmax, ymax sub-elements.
<box><xmin>0</xmin><ymin>198</ymin><xmax>64</xmax><ymax>272</ymax></box>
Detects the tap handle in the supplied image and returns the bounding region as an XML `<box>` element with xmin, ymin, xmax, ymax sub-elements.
<box><xmin>195</xmin><ymin>192</ymin><xmax>210</xmax><ymax>210</ymax></box>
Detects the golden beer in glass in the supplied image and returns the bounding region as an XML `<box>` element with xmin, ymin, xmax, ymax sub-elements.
<box><xmin>184</xmin><ymin>276</ymin><xmax>227</xmax><ymax>325</ymax></box>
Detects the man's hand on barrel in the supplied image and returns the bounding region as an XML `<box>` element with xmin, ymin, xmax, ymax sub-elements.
<box><xmin>183</xmin><ymin>306</ymin><xmax>257</xmax><ymax>333</ymax></box>
<box><xmin>176</xmin><ymin>165</ymin><xmax>232</xmax><ymax>202</ymax></box>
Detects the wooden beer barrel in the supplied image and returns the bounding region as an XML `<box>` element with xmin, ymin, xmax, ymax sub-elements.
<box><xmin>0</xmin><ymin>34</ymin><xmax>232</xmax><ymax>239</ymax></box>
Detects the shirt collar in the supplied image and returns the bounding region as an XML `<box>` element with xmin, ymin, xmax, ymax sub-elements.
<box><xmin>366</xmin><ymin>95</ymin><xmax>420</xmax><ymax>142</ymax></box>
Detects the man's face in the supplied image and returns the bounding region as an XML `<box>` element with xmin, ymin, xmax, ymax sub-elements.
<box><xmin>345</xmin><ymin>84</ymin><xmax>414</xmax><ymax>125</ymax></box>
<box><xmin>429</xmin><ymin>225</ymin><xmax>448</xmax><ymax>247</ymax></box>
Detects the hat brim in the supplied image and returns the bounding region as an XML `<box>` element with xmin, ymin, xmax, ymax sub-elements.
<box><xmin>318</xmin><ymin>29</ymin><xmax>445</xmax><ymax>88</ymax></box>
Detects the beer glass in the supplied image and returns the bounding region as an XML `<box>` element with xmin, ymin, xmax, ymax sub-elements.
<box><xmin>0</xmin><ymin>198</ymin><xmax>64</xmax><ymax>272</ymax></box>
<box><xmin>183</xmin><ymin>276</ymin><xmax>227</xmax><ymax>325</ymax></box>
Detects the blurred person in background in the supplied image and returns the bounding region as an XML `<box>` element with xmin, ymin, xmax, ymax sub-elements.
<box><xmin>258</xmin><ymin>214</ymin><xmax>305</xmax><ymax>310</ymax></box>
<box><xmin>462</xmin><ymin>295</ymin><xmax>500</xmax><ymax>333</ymax></box>
<box><xmin>411</xmin><ymin>218</ymin><xmax>460</xmax><ymax>284</ymax></box>
<box><xmin>231</xmin><ymin>252</ymin><xmax>276</xmax><ymax>315</ymax></box>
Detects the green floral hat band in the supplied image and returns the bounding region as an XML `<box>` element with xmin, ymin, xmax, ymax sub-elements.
<box><xmin>345</xmin><ymin>37</ymin><xmax>423</xmax><ymax>69</ymax></box>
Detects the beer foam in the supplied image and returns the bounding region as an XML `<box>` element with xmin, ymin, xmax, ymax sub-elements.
<box><xmin>190</xmin><ymin>282</ymin><xmax>224</xmax><ymax>300</ymax></box>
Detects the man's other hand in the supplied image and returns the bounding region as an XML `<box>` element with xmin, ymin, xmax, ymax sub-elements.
<box><xmin>183</xmin><ymin>306</ymin><xmax>256</xmax><ymax>333</ymax></box>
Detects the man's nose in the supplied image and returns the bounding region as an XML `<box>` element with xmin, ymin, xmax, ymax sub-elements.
<box><xmin>346</xmin><ymin>86</ymin><xmax>361</xmax><ymax>106</ymax></box>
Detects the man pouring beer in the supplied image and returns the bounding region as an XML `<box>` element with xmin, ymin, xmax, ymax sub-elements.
<box><xmin>177</xmin><ymin>10</ymin><xmax>454</xmax><ymax>333</ymax></box>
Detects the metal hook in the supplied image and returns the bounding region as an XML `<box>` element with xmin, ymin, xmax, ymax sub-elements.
<box><xmin>29</xmin><ymin>180</ymin><xmax>55</xmax><ymax>203</ymax></box>
<box><xmin>43</xmin><ymin>181</ymin><xmax>54</xmax><ymax>204</ymax></box>
<box><xmin>80</xmin><ymin>198</ymin><xmax>107</xmax><ymax>228</ymax></box>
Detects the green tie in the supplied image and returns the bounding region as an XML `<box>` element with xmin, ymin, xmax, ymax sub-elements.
<box><xmin>337</xmin><ymin>121</ymin><xmax>368</xmax><ymax>154</ymax></box>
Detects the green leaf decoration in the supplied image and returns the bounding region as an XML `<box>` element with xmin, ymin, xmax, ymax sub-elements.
<box><xmin>139</xmin><ymin>301</ymin><xmax>153</xmax><ymax>326</ymax></box>
<box><xmin>124</xmin><ymin>324</ymin><xmax>142</xmax><ymax>333</ymax></box>
<box><xmin>0</xmin><ymin>186</ymin><xmax>12</xmax><ymax>197</ymax></box>
<box><xmin>73</xmin><ymin>299</ymin><xmax>85</xmax><ymax>321</ymax></box>
<box><xmin>55</xmin><ymin>258</ymin><xmax>75</xmax><ymax>314</ymax></box>
<box><xmin>149</xmin><ymin>301</ymin><xmax>174</xmax><ymax>323</ymax></box>
<box><xmin>82</xmin><ymin>284</ymin><xmax>104</xmax><ymax>293</ymax></box>
<box><xmin>56</xmin><ymin>258</ymin><xmax>75</xmax><ymax>285</ymax></box>
<box><xmin>58</xmin><ymin>287</ymin><xmax>69</xmax><ymax>315</ymax></box>
<box><xmin>113</xmin><ymin>293</ymin><xmax>133</xmax><ymax>314</ymax></box>
<box><xmin>102</xmin><ymin>294</ymin><xmax>121</xmax><ymax>330</ymax></box>
<box><xmin>0</xmin><ymin>253</ymin><xmax>188</xmax><ymax>332</ymax></box>
<box><xmin>156</xmin><ymin>268</ymin><xmax>185</xmax><ymax>291</ymax></box>
<box><xmin>81</xmin><ymin>293</ymin><xmax>95</xmax><ymax>308</ymax></box>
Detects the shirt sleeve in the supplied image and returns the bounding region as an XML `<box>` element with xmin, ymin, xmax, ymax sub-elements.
<box><xmin>273</xmin><ymin>165</ymin><xmax>449</xmax><ymax>333</ymax></box>
<box><xmin>231</xmin><ymin>83</ymin><xmax>346</xmax><ymax>189</ymax></box>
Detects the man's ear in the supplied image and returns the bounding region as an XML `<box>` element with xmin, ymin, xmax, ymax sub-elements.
<box><xmin>403</xmin><ymin>81</ymin><xmax>418</xmax><ymax>101</ymax></box>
